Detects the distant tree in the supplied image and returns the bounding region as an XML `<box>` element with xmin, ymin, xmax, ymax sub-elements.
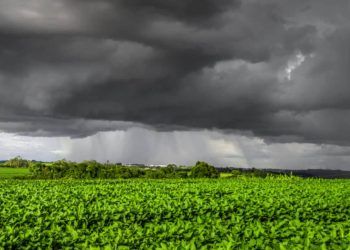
<box><xmin>175</xmin><ymin>171</ymin><xmax>189</xmax><ymax>178</ymax></box>
<box><xmin>86</xmin><ymin>160</ymin><xmax>100</xmax><ymax>178</ymax></box>
<box><xmin>28</xmin><ymin>160</ymin><xmax>222</xmax><ymax>179</ymax></box>
<box><xmin>231</xmin><ymin>169</ymin><xmax>242</xmax><ymax>177</ymax></box>
<box><xmin>4</xmin><ymin>156</ymin><xmax>30</xmax><ymax>168</ymax></box>
<box><xmin>250</xmin><ymin>168</ymin><xmax>268</xmax><ymax>177</ymax></box>
<box><xmin>190</xmin><ymin>161</ymin><xmax>219</xmax><ymax>178</ymax></box>
<box><xmin>161</xmin><ymin>165</ymin><xmax>176</xmax><ymax>176</ymax></box>
<box><xmin>145</xmin><ymin>169</ymin><xmax>166</xmax><ymax>179</ymax></box>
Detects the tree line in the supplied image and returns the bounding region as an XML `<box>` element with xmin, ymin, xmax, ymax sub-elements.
<box><xmin>1</xmin><ymin>156</ymin><xmax>286</xmax><ymax>179</ymax></box>
<box><xmin>0</xmin><ymin>158</ymin><xmax>218</xmax><ymax>179</ymax></box>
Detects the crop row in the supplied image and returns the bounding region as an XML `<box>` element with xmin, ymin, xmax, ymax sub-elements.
<box><xmin>0</xmin><ymin>178</ymin><xmax>349</xmax><ymax>249</ymax></box>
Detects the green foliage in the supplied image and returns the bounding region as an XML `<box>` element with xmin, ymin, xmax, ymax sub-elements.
<box><xmin>231</xmin><ymin>169</ymin><xmax>242</xmax><ymax>177</ymax></box>
<box><xmin>174</xmin><ymin>171</ymin><xmax>189</xmax><ymax>178</ymax></box>
<box><xmin>0</xmin><ymin>167</ymin><xmax>30</xmax><ymax>178</ymax></box>
<box><xmin>25</xmin><ymin>159</ymin><xmax>296</xmax><ymax>180</ymax></box>
<box><xmin>7</xmin><ymin>158</ymin><xmax>285</xmax><ymax>180</ymax></box>
<box><xmin>3</xmin><ymin>156</ymin><xmax>31</xmax><ymax>168</ymax></box>
<box><xmin>0</xmin><ymin>178</ymin><xmax>349</xmax><ymax>249</ymax></box>
<box><xmin>29</xmin><ymin>160</ymin><xmax>147</xmax><ymax>179</ymax></box>
<box><xmin>227</xmin><ymin>168</ymin><xmax>285</xmax><ymax>178</ymax></box>
<box><xmin>29</xmin><ymin>160</ymin><xmax>190</xmax><ymax>179</ymax></box>
<box><xmin>248</xmin><ymin>168</ymin><xmax>269</xmax><ymax>177</ymax></box>
<box><xmin>189</xmin><ymin>161</ymin><xmax>219</xmax><ymax>178</ymax></box>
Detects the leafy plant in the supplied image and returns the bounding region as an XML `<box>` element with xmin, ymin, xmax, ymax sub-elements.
<box><xmin>0</xmin><ymin>178</ymin><xmax>349</xmax><ymax>249</ymax></box>
<box><xmin>189</xmin><ymin>161</ymin><xmax>219</xmax><ymax>178</ymax></box>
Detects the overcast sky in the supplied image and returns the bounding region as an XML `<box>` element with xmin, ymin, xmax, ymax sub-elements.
<box><xmin>1</xmin><ymin>0</ymin><xmax>350</xmax><ymax>169</ymax></box>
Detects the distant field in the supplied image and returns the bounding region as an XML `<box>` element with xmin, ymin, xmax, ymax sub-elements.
<box><xmin>220</xmin><ymin>172</ymin><xmax>233</xmax><ymax>178</ymax></box>
<box><xmin>0</xmin><ymin>167</ymin><xmax>30</xmax><ymax>178</ymax></box>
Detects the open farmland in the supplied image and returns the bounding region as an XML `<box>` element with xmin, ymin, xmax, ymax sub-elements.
<box><xmin>0</xmin><ymin>167</ymin><xmax>30</xmax><ymax>178</ymax></box>
<box><xmin>0</xmin><ymin>178</ymin><xmax>350</xmax><ymax>249</ymax></box>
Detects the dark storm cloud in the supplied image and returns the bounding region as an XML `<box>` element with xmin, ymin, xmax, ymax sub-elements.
<box><xmin>0</xmin><ymin>0</ymin><xmax>350</xmax><ymax>145</ymax></box>
<box><xmin>118</xmin><ymin>0</ymin><xmax>239</xmax><ymax>24</ymax></box>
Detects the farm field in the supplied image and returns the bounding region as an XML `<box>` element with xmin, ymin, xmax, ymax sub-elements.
<box><xmin>219</xmin><ymin>172</ymin><xmax>233</xmax><ymax>178</ymax></box>
<box><xmin>0</xmin><ymin>178</ymin><xmax>349</xmax><ymax>249</ymax></box>
<box><xmin>0</xmin><ymin>167</ymin><xmax>30</xmax><ymax>178</ymax></box>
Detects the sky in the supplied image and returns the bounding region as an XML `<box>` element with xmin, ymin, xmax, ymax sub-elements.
<box><xmin>0</xmin><ymin>0</ymin><xmax>350</xmax><ymax>169</ymax></box>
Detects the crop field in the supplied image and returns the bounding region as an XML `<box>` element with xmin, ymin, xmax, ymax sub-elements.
<box><xmin>219</xmin><ymin>172</ymin><xmax>233</xmax><ymax>178</ymax></box>
<box><xmin>0</xmin><ymin>167</ymin><xmax>30</xmax><ymax>178</ymax></box>
<box><xmin>0</xmin><ymin>178</ymin><xmax>350</xmax><ymax>249</ymax></box>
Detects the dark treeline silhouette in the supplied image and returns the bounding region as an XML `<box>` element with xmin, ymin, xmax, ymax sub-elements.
<box><xmin>218</xmin><ymin>167</ymin><xmax>350</xmax><ymax>179</ymax></box>
<box><xmin>265</xmin><ymin>169</ymin><xmax>350</xmax><ymax>179</ymax></box>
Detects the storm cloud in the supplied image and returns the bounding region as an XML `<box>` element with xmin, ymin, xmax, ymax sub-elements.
<box><xmin>1</xmin><ymin>0</ymin><xmax>350</xmax><ymax>147</ymax></box>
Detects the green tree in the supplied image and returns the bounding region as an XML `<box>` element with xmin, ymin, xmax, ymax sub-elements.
<box><xmin>231</xmin><ymin>169</ymin><xmax>242</xmax><ymax>177</ymax></box>
<box><xmin>190</xmin><ymin>161</ymin><xmax>219</xmax><ymax>178</ymax></box>
<box><xmin>4</xmin><ymin>156</ymin><xmax>30</xmax><ymax>168</ymax></box>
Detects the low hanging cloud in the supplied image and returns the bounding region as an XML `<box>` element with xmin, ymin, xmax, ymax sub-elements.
<box><xmin>0</xmin><ymin>0</ymin><xmax>350</xmax><ymax>147</ymax></box>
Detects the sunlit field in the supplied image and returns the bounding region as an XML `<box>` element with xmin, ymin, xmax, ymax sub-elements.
<box><xmin>0</xmin><ymin>178</ymin><xmax>349</xmax><ymax>249</ymax></box>
<box><xmin>0</xmin><ymin>167</ymin><xmax>30</xmax><ymax>178</ymax></box>
<box><xmin>220</xmin><ymin>172</ymin><xmax>233</xmax><ymax>178</ymax></box>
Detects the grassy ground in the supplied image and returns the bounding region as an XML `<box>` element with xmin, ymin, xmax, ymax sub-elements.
<box><xmin>0</xmin><ymin>167</ymin><xmax>30</xmax><ymax>178</ymax></box>
<box><xmin>220</xmin><ymin>172</ymin><xmax>233</xmax><ymax>178</ymax></box>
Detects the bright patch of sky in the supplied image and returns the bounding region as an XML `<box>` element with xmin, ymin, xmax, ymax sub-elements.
<box><xmin>284</xmin><ymin>52</ymin><xmax>306</xmax><ymax>80</ymax></box>
<box><xmin>0</xmin><ymin>132</ymin><xmax>65</xmax><ymax>161</ymax></box>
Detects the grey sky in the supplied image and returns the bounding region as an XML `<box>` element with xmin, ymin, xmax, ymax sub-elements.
<box><xmin>0</xmin><ymin>0</ymin><xmax>350</xmax><ymax>169</ymax></box>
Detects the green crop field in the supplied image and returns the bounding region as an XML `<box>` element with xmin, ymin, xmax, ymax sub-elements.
<box><xmin>220</xmin><ymin>172</ymin><xmax>233</xmax><ymax>178</ymax></box>
<box><xmin>0</xmin><ymin>178</ymin><xmax>349</xmax><ymax>249</ymax></box>
<box><xmin>0</xmin><ymin>167</ymin><xmax>30</xmax><ymax>178</ymax></box>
